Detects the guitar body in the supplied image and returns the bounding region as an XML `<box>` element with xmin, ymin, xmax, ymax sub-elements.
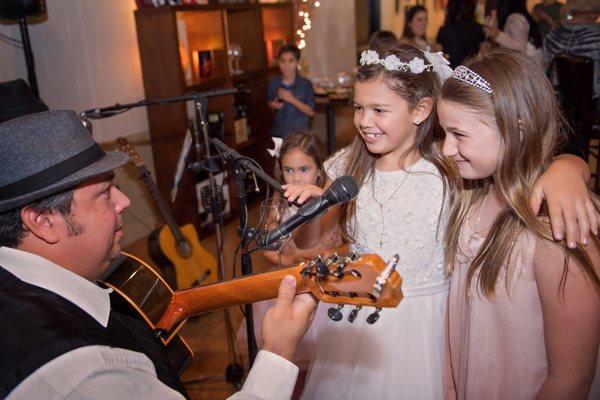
<box><xmin>99</xmin><ymin>252</ymin><xmax>193</xmax><ymax>375</ymax></box>
<box><xmin>116</xmin><ymin>137</ymin><xmax>218</xmax><ymax>291</ymax></box>
<box><xmin>148</xmin><ymin>223</ymin><xmax>218</xmax><ymax>290</ymax></box>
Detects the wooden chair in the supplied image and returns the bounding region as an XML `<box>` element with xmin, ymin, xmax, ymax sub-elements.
<box><xmin>554</xmin><ymin>53</ymin><xmax>600</xmax><ymax>191</ymax></box>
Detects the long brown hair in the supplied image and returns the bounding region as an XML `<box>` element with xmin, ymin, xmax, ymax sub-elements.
<box><xmin>274</xmin><ymin>132</ymin><xmax>325</xmax><ymax>188</ymax></box>
<box><xmin>340</xmin><ymin>43</ymin><xmax>455</xmax><ymax>240</ymax></box>
<box><xmin>442</xmin><ymin>48</ymin><xmax>600</xmax><ymax>297</ymax></box>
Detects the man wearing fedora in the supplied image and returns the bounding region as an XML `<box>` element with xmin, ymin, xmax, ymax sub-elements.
<box><xmin>0</xmin><ymin>110</ymin><xmax>315</xmax><ymax>399</ymax></box>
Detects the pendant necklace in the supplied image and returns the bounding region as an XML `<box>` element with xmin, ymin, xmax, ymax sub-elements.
<box><xmin>371</xmin><ymin>167</ymin><xmax>412</xmax><ymax>248</ymax></box>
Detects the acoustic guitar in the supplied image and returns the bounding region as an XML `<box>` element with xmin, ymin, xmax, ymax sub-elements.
<box><xmin>117</xmin><ymin>137</ymin><xmax>217</xmax><ymax>290</ymax></box>
<box><xmin>98</xmin><ymin>251</ymin><xmax>403</xmax><ymax>374</ymax></box>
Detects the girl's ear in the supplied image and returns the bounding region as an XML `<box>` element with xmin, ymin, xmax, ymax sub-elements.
<box><xmin>411</xmin><ymin>97</ymin><xmax>434</xmax><ymax>125</ymax></box>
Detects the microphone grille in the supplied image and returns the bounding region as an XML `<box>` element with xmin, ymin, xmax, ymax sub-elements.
<box><xmin>325</xmin><ymin>175</ymin><xmax>359</xmax><ymax>204</ymax></box>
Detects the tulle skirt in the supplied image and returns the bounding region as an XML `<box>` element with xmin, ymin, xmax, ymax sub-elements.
<box><xmin>300</xmin><ymin>281</ymin><xmax>450</xmax><ymax>400</ymax></box>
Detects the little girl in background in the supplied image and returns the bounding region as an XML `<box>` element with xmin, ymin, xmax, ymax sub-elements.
<box><xmin>238</xmin><ymin>132</ymin><xmax>343</xmax><ymax>372</ymax></box>
<box><xmin>265</xmin><ymin>132</ymin><xmax>344</xmax><ymax>266</ymax></box>
<box><xmin>282</xmin><ymin>43</ymin><xmax>598</xmax><ymax>400</ymax></box>
<box><xmin>439</xmin><ymin>48</ymin><xmax>599</xmax><ymax>399</ymax></box>
<box><xmin>268</xmin><ymin>45</ymin><xmax>315</xmax><ymax>138</ymax></box>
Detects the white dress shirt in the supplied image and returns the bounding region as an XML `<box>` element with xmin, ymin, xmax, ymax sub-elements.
<box><xmin>0</xmin><ymin>247</ymin><xmax>298</xmax><ymax>400</ymax></box>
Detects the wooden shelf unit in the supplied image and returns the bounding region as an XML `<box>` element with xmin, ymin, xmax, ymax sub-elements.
<box><xmin>134</xmin><ymin>2</ymin><xmax>294</xmax><ymax>229</ymax></box>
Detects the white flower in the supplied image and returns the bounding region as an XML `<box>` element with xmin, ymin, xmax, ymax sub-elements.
<box><xmin>360</xmin><ymin>50</ymin><xmax>381</xmax><ymax>65</ymax></box>
<box><xmin>383</xmin><ymin>55</ymin><xmax>402</xmax><ymax>71</ymax></box>
<box><xmin>408</xmin><ymin>57</ymin><xmax>426</xmax><ymax>74</ymax></box>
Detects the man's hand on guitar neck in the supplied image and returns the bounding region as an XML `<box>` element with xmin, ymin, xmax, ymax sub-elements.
<box><xmin>261</xmin><ymin>275</ymin><xmax>318</xmax><ymax>361</ymax></box>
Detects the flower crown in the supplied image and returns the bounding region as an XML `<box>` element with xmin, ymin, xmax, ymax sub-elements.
<box><xmin>359</xmin><ymin>49</ymin><xmax>453</xmax><ymax>83</ymax></box>
<box><xmin>450</xmin><ymin>66</ymin><xmax>493</xmax><ymax>94</ymax></box>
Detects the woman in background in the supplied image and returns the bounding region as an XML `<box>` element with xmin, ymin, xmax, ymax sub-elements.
<box><xmin>400</xmin><ymin>5</ymin><xmax>441</xmax><ymax>51</ymax></box>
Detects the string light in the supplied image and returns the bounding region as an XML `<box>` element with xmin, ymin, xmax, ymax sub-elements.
<box><xmin>294</xmin><ymin>0</ymin><xmax>319</xmax><ymax>49</ymax></box>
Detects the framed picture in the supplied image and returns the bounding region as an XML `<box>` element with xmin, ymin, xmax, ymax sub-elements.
<box><xmin>194</xmin><ymin>50</ymin><xmax>213</xmax><ymax>79</ymax></box>
<box><xmin>268</xmin><ymin>39</ymin><xmax>286</xmax><ymax>66</ymax></box>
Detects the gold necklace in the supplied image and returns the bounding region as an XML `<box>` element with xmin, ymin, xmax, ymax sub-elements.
<box><xmin>467</xmin><ymin>192</ymin><xmax>495</xmax><ymax>245</ymax></box>
<box><xmin>371</xmin><ymin>168</ymin><xmax>412</xmax><ymax>248</ymax></box>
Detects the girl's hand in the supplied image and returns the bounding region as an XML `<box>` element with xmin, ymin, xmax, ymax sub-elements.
<box><xmin>270</xmin><ymin>99</ymin><xmax>284</xmax><ymax>110</ymax></box>
<box><xmin>483</xmin><ymin>25</ymin><xmax>500</xmax><ymax>39</ymax></box>
<box><xmin>282</xmin><ymin>184</ymin><xmax>324</xmax><ymax>204</ymax></box>
<box><xmin>277</xmin><ymin>88</ymin><xmax>295</xmax><ymax>103</ymax></box>
<box><xmin>531</xmin><ymin>156</ymin><xmax>599</xmax><ymax>248</ymax></box>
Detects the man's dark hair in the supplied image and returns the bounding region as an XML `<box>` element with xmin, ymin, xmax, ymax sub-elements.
<box><xmin>278</xmin><ymin>44</ymin><xmax>301</xmax><ymax>60</ymax></box>
<box><xmin>446</xmin><ymin>0</ymin><xmax>477</xmax><ymax>24</ymax></box>
<box><xmin>0</xmin><ymin>190</ymin><xmax>80</xmax><ymax>247</ymax></box>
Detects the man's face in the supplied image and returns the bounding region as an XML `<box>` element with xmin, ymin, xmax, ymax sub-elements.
<box><xmin>59</xmin><ymin>173</ymin><xmax>130</xmax><ymax>280</ymax></box>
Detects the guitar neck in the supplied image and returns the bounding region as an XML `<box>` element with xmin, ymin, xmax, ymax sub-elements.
<box><xmin>156</xmin><ymin>265</ymin><xmax>310</xmax><ymax>332</ymax></box>
<box><xmin>141</xmin><ymin>174</ymin><xmax>185</xmax><ymax>243</ymax></box>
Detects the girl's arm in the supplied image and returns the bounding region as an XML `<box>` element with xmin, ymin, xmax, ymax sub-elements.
<box><xmin>534</xmin><ymin>239</ymin><xmax>600</xmax><ymax>399</ymax></box>
<box><xmin>277</xmin><ymin>88</ymin><xmax>315</xmax><ymax>117</ymax></box>
<box><xmin>282</xmin><ymin>180</ymin><xmax>342</xmax><ymax>250</ymax></box>
<box><xmin>531</xmin><ymin>154</ymin><xmax>598</xmax><ymax>248</ymax></box>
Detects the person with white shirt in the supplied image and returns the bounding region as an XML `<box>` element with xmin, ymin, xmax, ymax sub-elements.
<box><xmin>0</xmin><ymin>110</ymin><xmax>317</xmax><ymax>400</ymax></box>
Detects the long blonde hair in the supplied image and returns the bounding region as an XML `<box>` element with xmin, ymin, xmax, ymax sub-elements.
<box><xmin>340</xmin><ymin>43</ymin><xmax>455</xmax><ymax>240</ymax></box>
<box><xmin>442</xmin><ymin>48</ymin><xmax>600</xmax><ymax>297</ymax></box>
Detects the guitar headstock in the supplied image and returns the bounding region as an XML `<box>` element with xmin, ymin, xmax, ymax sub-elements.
<box><xmin>116</xmin><ymin>137</ymin><xmax>150</xmax><ymax>176</ymax></box>
<box><xmin>300</xmin><ymin>253</ymin><xmax>403</xmax><ymax>323</ymax></box>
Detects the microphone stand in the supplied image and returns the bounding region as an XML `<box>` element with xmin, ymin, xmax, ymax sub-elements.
<box><xmin>81</xmin><ymin>88</ymin><xmax>245</xmax><ymax>388</ymax></box>
<box><xmin>190</xmin><ymin>98</ymin><xmax>244</xmax><ymax>388</ymax></box>
<box><xmin>209</xmin><ymin>138</ymin><xmax>298</xmax><ymax>366</ymax></box>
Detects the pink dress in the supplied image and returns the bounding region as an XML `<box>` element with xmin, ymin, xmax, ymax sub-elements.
<box><xmin>448</xmin><ymin>225</ymin><xmax>600</xmax><ymax>399</ymax></box>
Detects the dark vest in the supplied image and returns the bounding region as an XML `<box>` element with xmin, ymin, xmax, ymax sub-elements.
<box><xmin>0</xmin><ymin>266</ymin><xmax>189</xmax><ymax>398</ymax></box>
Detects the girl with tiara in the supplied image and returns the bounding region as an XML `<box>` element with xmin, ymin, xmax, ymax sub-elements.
<box><xmin>281</xmin><ymin>43</ymin><xmax>598</xmax><ymax>399</ymax></box>
<box><xmin>440</xmin><ymin>49</ymin><xmax>599</xmax><ymax>399</ymax></box>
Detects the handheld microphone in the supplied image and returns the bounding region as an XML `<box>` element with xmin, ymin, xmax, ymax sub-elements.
<box><xmin>258</xmin><ymin>175</ymin><xmax>359</xmax><ymax>248</ymax></box>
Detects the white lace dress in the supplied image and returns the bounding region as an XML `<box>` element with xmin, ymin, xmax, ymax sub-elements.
<box><xmin>301</xmin><ymin>148</ymin><xmax>450</xmax><ymax>400</ymax></box>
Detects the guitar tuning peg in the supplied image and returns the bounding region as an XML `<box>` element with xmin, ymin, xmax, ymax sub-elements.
<box><xmin>349</xmin><ymin>251</ymin><xmax>360</xmax><ymax>262</ymax></box>
<box><xmin>348</xmin><ymin>305</ymin><xmax>362</xmax><ymax>323</ymax></box>
<box><xmin>366</xmin><ymin>307</ymin><xmax>382</xmax><ymax>325</ymax></box>
<box><xmin>327</xmin><ymin>305</ymin><xmax>344</xmax><ymax>321</ymax></box>
<box><xmin>325</xmin><ymin>253</ymin><xmax>340</xmax><ymax>265</ymax></box>
<box><xmin>315</xmin><ymin>257</ymin><xmax>329</xmax><ymax>279</ymax></box>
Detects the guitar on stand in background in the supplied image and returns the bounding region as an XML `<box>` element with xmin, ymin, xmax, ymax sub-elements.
<box><xmin>117</xmin><ymin>137</ymin><xmax>217</xmax><ymax>290</ymax></box>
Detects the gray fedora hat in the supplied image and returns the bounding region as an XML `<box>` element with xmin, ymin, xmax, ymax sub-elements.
<box><xmin>0</xmin><ymin>110</ymin><xmax>128</xmax><ymax>213</ymax></box>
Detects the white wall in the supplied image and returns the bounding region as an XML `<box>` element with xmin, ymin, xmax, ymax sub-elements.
<box><xmin>0</xmin><ymin>0</ymin><xmax>148</xmax><ymax>144</ymax></box>
<box><xmin>303</xmin><ymin>0</ymin><xmax>357</xmax><ymax>80</ymax></box>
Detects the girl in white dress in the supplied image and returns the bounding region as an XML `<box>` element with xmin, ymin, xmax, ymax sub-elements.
<box><xmin>281</xmin><ymin>43</ymin><xmax>599</xmax><ymax>400</ymax></box>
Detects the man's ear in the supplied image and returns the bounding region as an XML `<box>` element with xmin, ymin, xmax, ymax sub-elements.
<box><xmin>411</xmin><ymin>97</ymin><xmax>434</xmax><ymax>125</ymax></box>
<box><xmin>19</xmin><ymin>207</ymin><xmax>61</xmax><ymax>244</ymax></box>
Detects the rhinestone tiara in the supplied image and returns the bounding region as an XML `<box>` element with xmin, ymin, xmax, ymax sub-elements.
<box><xmin>450</xmin><ymin>66</ymin><xmax>492</xmax><ymax>94</ymax></box>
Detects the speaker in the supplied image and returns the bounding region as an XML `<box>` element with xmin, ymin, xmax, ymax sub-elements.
<box><xmin>0</xmin><ymin>79</ymin><xmax>48</xmax><ymax>123</ymax></box>
<box><xmin>0</xmin><ymin>0</ymin><xmax>45</xmax><ymax>19</ymax></box>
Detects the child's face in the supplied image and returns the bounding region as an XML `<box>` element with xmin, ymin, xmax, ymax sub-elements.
<box><xmin>353</xmin><ymin>76</ymin><xmax>420</xmax><ymax>162</ymax></box>
<box><xmin>281</xmin><ymin>148</ymin><xmax>320</xmax><ymax>185</ymax></box>
<box><xmin>279</xmin><ymin>52</ymin><xmax>299</xmax><ymax>78</ymax></box>
<box><xmin>409</xmin><ymin>11</ymin><xmax>428</xmax><ymax>37</ymax></box>
<box><xmin>438</xmin><ymin>99</ymin><xmax>502</xmax><ymax>180</ymax></box>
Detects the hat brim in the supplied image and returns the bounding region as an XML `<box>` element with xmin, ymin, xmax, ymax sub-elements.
<box><xmin>0</xmin><ymin>150</ymin><xmax>129</xmax><ymax>213</ymax></box>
